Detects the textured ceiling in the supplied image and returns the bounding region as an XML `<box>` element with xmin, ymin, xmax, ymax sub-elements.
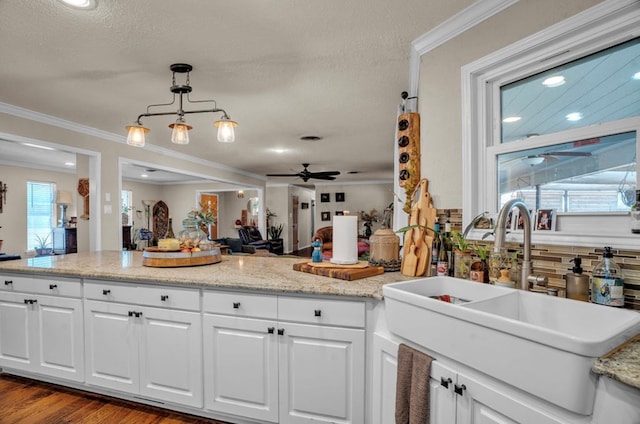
<box><xmin>0</xmin><ymin>0</ymin><xmax>475</xmax><ymax>185</ymax></box>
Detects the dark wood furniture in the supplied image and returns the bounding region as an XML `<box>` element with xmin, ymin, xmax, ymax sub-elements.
<box><xmin>122</xmin><ymin>225</ymin><xmax>132</xmax><ymax>250</ymax></box>
<box><xmin>53</xmin><ymin>227</ymin><xmax>77</xmax><ymax>255</ymax></box>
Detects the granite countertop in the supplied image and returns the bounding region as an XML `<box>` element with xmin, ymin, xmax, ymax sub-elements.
<box><xmin>592</xmin><ymin>333</ymin><xmax>640</xmax><ymax>390</ymax></box>
<box><xmin>0</xmin><ymin>251</ymin><xmax>412</xmax><ymax>300</ymax></box>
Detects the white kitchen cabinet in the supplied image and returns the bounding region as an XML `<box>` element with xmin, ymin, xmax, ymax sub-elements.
<box><xmin>371</xmin><ymin>332</ymin><xmax>400</xmax><ymax>424</ymax></box>
<box><xmin>0</xmin><ymin>274</ymin><xmax>84</xmax><ymax>382</ymax></box>
<box><xmin>371</xmin><ymin>332</ymin><xmax>569</xmax><ymax>424</ymax></box>
<box><xmin>203</xmin><ymin>314</ymin><xmax>279</xmax><ymax>423</ymax></box>
<box><xmin>84</xmin><ymin>281</ymin><xmax>202</xmax><ymax>408</ymax></box>
<box><xmin>203</xmin><ymin>291</ymin><xmax>365</xmax><ymax>424</ymax></box>
<box><xmin>440</xmin><ymin>363</ymin><xmax>568</xmax><ymax>424</ymax></box>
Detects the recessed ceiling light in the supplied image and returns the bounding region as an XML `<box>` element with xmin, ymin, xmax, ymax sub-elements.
<box><xmin>300</xmin><ymin>136</ymin><xmax>323</xmax><ymax>141</ymax></box>
<box><xmin>65</xmin><ymin>162</ymin><xmax>75</xmax><ymax>167</ymax></box>
<box><xmin>22</xmin><ymin>142</ymin><xmax>55</xmax><ymax>150</ymax></box>
<box><xmin>566</xmin><ymin>112</ymin><xmax>583</xmax><ymax>121</ymax></box>
<box><xmin>633</xmin><ymin>71</ymin><xmax>640</xmax><ymax>80</ymax></box>
<box><xmin>542</xmin><ymin>76</ymin><xmax>565</xmax><ymax>87</ymax></box>
<box><xmin>270</xmin><ymin>148</ymin><xmax>287</xmax><ymax>154</ymax></box>
<box><xmin>141</xmin><ymin>174</ymin><xmax>149</xmax><ymax>178</ymax></box>
<box><xmin>502</xmin><ymin>116</ymin><xmax>522</xmax><ymax>123</ymax></box>
<box><xmin>58</xmin><ymin>0</ymin><xmax>96</xmax><ymax>9</ymax></box>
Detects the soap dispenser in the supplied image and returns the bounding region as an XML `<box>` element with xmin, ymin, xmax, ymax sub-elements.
<box><xmin>565</xmin><ymin>257</ymin><xmax>589</xmax><ymax>302</ymax></box>
<box><xmin>591</xmin><ymin>247</ymin><xmax>625</xmax><ymax>307</ymax></box>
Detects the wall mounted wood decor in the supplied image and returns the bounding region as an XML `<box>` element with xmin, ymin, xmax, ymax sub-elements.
<box><xmin>397</xmin><ymin>112</ymin><xmax>420</xmax><ymax>214</ymax></box>
<box><xmin>77</xmin><ymin>178</ymin><xmax>90</xmax><ymax>219</ymax></box>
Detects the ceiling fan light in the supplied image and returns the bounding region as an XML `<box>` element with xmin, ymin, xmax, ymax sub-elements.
<box><xmin>169</xmin><ymin>119</ymin><xmax>192</xmax><ymax>145</ymax></box>
<box><xmin>215</xmin><ymin>117</ymin><xmax>237</xmax><ymax>143</ymax></box>
<box><xmin>126</xmin><ymin>124</ymin><xmax>149</xmax><ymax>147</ymax></box>
<box><xmin>522</xmin><ymin>156</ymin><xmax>545</xmax><ymax>166</ymax></box>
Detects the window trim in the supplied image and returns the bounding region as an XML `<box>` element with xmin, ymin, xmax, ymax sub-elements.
<box><xmin>462</xmin><ymin>0</ymin><xmax>640</xmax><ymax>248</ymax></box>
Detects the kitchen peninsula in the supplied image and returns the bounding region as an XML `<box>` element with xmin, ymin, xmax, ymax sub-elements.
<box><xmin>0</xmin><ymin>252</ymin><xmax>638</xmax><ymax>424</ymax></box>
<box><xmin>0</xmin><ymin>251</ymin><xmax>409</xmax><ymax>424</ymax></box>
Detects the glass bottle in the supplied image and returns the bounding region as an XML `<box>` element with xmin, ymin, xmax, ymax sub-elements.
<box><xmin>591</xmin><ymin>246</ymin><xmax>624</xmax><ymax>307</ymax></box>
<box><xmin>166</xmin><ymin>217</ymin><xmax>175</xmax><ymax>239</ymax></box>
<box><xmin>437</xmin><ymin>234</ymin><xmax>449</xmax><ymax>276</ymax></box>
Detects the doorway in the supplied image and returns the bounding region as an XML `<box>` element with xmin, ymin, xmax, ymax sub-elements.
<box><xmin>199</xmin><ymin>193</ymin><xmax>219</xmax><ymax>240</ymax></box>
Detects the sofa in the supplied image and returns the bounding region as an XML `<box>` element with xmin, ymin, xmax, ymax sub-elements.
<box><xmin>237</xmin><ymin>226</ymin><xmax>272</xmax><ymax>251</ymax></box>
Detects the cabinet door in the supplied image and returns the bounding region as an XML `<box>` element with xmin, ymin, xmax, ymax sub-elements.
<box><xmin>456</xmin><ymin>372</ymin><xmax>566</xmax><ymax>424</ymax></box>
<box><xmin>429</xmin><ymin>361</ymin><xmax>458</xmax><ymax>424</ymax></box>
<box><xmin>138</xmin><ymin>306</ymin><xmax>203</xmax><ymax>408</ymax></box>
<box><xmin>0</xmin><ymin>291</ymin><xmax>35</xmax><ymax>371</ymax></box>
<box><xmin>371</xmin><ymin>333</ymin><xmax>399</xmax><ymax>424</ymax></box>
<box><xmin>84</xmin><ymin>300</ymin><xmax>139</xmax><ymax>394</ymax></box>
<box><xmin>35</xmin><ymin>295</ymin><xmax>84</xmax><ymax>381</ymax></box>
<box><xmin>203</xmin><ymin>314</ymin><xmax>279</xmax><ymax>423</ymax></box>
<box><xmin>279</xmin><ymin>322</ymin><xmax>365</xmax><ymax>424</ymax></box>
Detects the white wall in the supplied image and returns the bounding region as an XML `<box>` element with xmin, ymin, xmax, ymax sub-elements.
<box><xmin>314</xmin><ymin>182</ymin><xmax>394</xmax><ymax>237</ymax></box>
<box><xmin>0</xmin><ymin>164</ymin><xmax>78</xmax><ymax>255</ymax></box>
<box><xmin>417</xmin><ymin>0</ymin><xmax>601</xmax><ymax>209</ymax></box>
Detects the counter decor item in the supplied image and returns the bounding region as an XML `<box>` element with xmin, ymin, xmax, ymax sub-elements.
<box><xmin>312</xmin><ymin>239</ymin><xmax>323</xmax><ymax>263</ymax></box>
<box><xmin>566</xmin><ymin>256</ymin><xmax>589</xmax><ymax>302</ymax></box>
<box><xmin>591</xmin><ymin>246</ymin><xmax>624</xmax><ymax>307</ymax></box>
<box><xmin>331</xmin><ymin>214</ymin><xmax>358</xmax><ymax>265</ymax></box>
<box><xmin>400</xmin><ymin>178</ymin><xmax>437</xmax><ymax>277</ymax></box>
<box><xmin>142</xmin><ymin>246</ymin><xmax>222</xmax><ymax>267</ymax></box>
<box><xmin>368</xmin><ymin>227</ymin><xmax>400</xmax><ymax>271</ymax></box>
<box><xmin>488</xmin><ymin>248</ymin><xmax>511</xmax><ymax>284</ymax></box>
<box><xmin>293</xmin><ymin>261</ymin><xmax>384</xmax><ymax>281</ymax></box>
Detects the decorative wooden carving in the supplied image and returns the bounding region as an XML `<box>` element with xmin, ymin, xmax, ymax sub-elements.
<box><xmin>152</xmin><ymin>200</ymin><xmax>169</xmax><ymax>240</ymax></box>
<box><xmin>77</xmin><ymin>178</ymin><xmax>90</xmax><ymax>220</ymax></box>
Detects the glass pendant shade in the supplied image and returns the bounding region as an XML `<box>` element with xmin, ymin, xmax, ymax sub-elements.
<box><xmin>169</xmin><ymin>120</ymin><xmax>192</xmax><ymax>145</ymax></box>
<box><xmin>215</xmin><ymin>117</ymin><xmax>238</xmax><ymax>143</ymax></box>
<box><xmin>125</xmin><ymin>124</ymin><xmax>149</xmax><ymax>147</ymax></box>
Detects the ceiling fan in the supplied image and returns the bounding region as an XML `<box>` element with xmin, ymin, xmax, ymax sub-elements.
<box><xmin>266</xmin><ymin>163</ymin><xmax>340</xmax><ymax>182</ymax></box>
<box><xmin>519</xmin><ymin>151</ymin><xmax>592</xmax><ymax>166</ymax></box>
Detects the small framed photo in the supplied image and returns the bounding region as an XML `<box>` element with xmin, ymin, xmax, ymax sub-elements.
<box><xmin>320</xmin><ymin>193</ymin><xmax>330</xmax><ymax>203</ymax></box>
<box><xmin>335</xmin><ymin>210</ymin><xmax>344</xmax><ymax>216</ymax></box>
<box><xmin>321</xmin><ymin>211</ymin><xmax>331</xmax><ymax>221</ymax></box>
<box><xmin>301</xmin><ymin>202</ymin><xmax>309</xmax><ymax>209</ymax></box>
<box><xmin>506</xmin><ymin>210</ymin><xmax>515</xmax><ymax>230</ymax></box>
<box><xmin>515</xmin><ymin>209</ymin><xmax>533</xmax><ymax>231</ymax></box>
<box><xmin>335</xmin><ymin>192</ymin><xmax>345</xmax><ymax>202</ymax></box>
<box><xmin>535</xmin><ymin>209</ymin><xmax>556</xmax><ymax>231</ymax></box>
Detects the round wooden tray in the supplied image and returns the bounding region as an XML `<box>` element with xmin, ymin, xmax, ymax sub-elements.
<box><xmin>142</xmin><ymin>247</ymin><xmax>222</xmax><ymax>267</ymax></box>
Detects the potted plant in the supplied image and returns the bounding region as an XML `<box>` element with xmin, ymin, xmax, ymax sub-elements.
<box><xmin>451</xmin><ymin>230</ymin><xmax>472</xmax><ymax>279</ymax></box>
<box><xmin>268</xmin><ymin>223</ymin><xmax>284</xmax><ymax>240</ymax></box>
<box><xmin>34</xmin><ymin>232</ymin><xmax>52</xmax><ymax>256</ymax></box>
<box><xmin>188</xmin><ymin>203</ymin><xmax>217</xmax><ymax>239</ymax></box>
<box><xmin>470</xmin><ymin>242</ymin><xmax>490</xmax><ymax>283</ymax></box>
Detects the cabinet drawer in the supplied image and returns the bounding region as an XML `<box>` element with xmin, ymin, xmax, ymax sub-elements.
<box><xmin>0</xmin><ymin>274</ymin><xmax>81</xmax><ymax>297</ymax></box>
<box><xmin>203</xmin><ymin>291</ymin><xmax>277</xmax><ymax>319</ymax></box>
<box><xmin>278</xmin><ymin>297</ymin><xmax>365</xmax><ymax>328</ymax></box>
<box><xmin>84</xmin><ymin>280</ymin><xmax>200</xmax><ymax>311</ymax></box>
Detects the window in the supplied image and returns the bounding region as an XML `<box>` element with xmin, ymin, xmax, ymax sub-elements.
<box><xmin>462</xmin><ymin>1</ymin><xmax>640</xmax><ymax>248</ymax></box>
<box><xmin>27</xmin><ymin>181</ymin><xmax>55</xmax><ymax>250</ymax></box>
<box><xmin>121</xmin><ymin>189</ymin><xmax>133</xmax><ymax>224</ymax></box>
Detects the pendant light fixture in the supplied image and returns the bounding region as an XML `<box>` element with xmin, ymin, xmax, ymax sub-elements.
<box><xmin>125</xmin><ymin>63</ymin><xmax>237</xmax><ymax>147</ymax></box>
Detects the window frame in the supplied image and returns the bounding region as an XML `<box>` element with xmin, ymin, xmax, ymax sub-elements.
<box><xmin>462</xmin><ymin>0</ymin><xmax>640</xmax><ymax>248</ymax></box>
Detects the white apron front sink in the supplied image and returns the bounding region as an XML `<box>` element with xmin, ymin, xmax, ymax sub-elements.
<box><xmin>383</xmin><ymin>277</ymin><xmax>640</xmax><ymax>415</ymax></box>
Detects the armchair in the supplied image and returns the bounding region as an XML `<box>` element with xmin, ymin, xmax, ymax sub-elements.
<box><xmin>238</xmin><ymin>226</ymin><xmax>272</xmax><ymax>251</ymax></box>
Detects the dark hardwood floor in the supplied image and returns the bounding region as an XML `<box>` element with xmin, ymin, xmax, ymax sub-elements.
<box><xmin>0</xmin><ymin>374</ymin><xmax>231</xmax><ymax>424</ymax></box>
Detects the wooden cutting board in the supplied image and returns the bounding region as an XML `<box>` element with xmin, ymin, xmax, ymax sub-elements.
<box><xmin>293</xmin><ymin>262</ymin><xmax>384</xmax><ymax>281</ymax></box>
